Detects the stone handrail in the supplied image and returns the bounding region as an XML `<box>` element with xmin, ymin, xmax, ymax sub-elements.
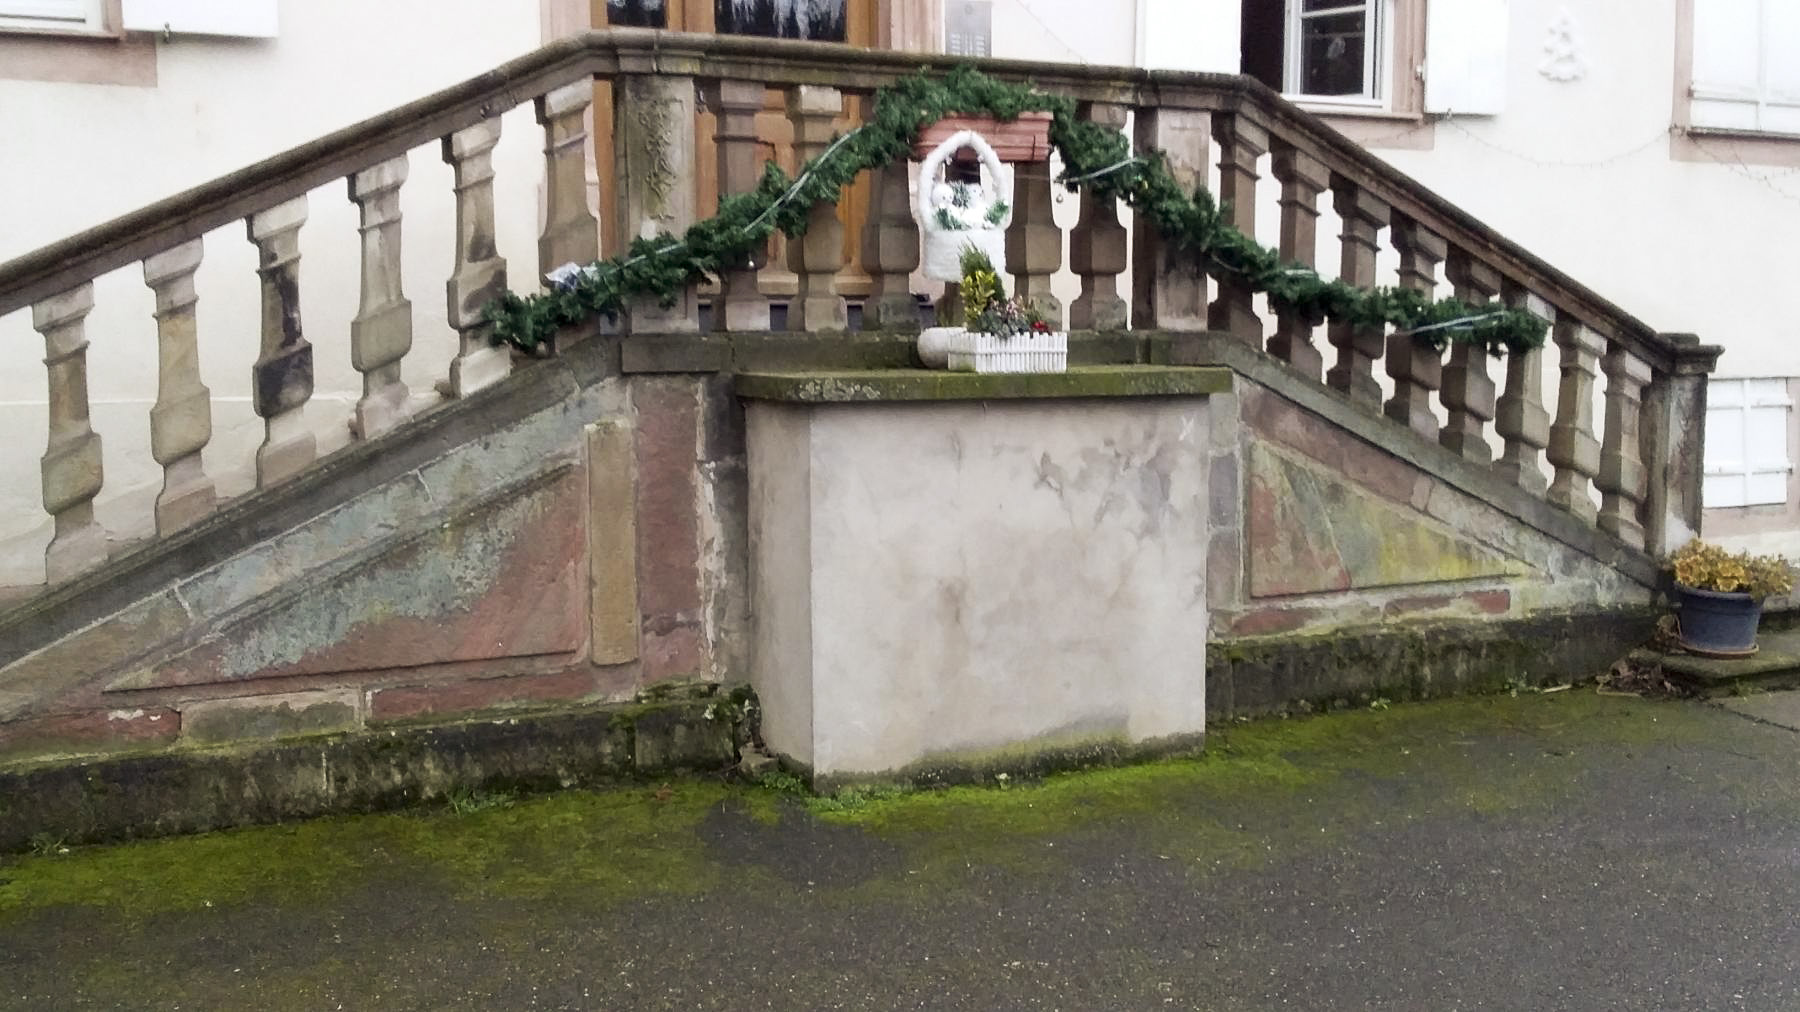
<box><xmin>0</xmin><ymin>28</ymin><xmax>1719</xmax><ymax>591</ymax></box>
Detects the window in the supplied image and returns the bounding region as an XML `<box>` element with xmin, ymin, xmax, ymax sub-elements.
<box><xmin>1287</xmin><ymin>0</ymin><xmax>1382</xmax><ymax>100</ymax></box>
<box><xmin>1704</xmin><ymin>378</ymin><xmax>1794</xmax><ymax>509</ymax></box>
<box><xmin>1241</xmin><ymin>0</ymin><xmax>1438</xmax><ymax>116</ymax></box>
<box><xmin>1691</xmin><ymin>0</ymin><xmax>1800</xmax><ymax>136</ymax></box>
<box><xmin>0</xmin><ymin>0</ymin><xmax>103</xmax><ymax>33</ymax></box>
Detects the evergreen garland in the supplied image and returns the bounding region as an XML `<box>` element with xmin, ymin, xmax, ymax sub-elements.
<box><xmin>485</xmin><ymin>66</ymin><xmax>1548</xmax><ymax>356</ymax></box>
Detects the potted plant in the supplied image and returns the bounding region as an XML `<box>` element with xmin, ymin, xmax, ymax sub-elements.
<box><xmin>1667</xmin><ymin>539</ymin><xmax>1794</xmax><ymax>657</ymax></box>
<box><xmin>917</xmin><ymin>248</ymin><xmax>1067</xmax><ymax>374</ymax></box>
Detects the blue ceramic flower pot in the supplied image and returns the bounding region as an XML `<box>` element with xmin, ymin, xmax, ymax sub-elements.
<box><xmin>1676</xmin><ymin>585</ymin><xmax>1763</xmax><ymax>657</ymax></box>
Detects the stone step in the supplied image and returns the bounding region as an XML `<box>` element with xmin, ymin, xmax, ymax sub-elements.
<box><xmin>1647</xmin><ymin>627</ymin><xmax>1800</xmax><ymax>697</ymax></box>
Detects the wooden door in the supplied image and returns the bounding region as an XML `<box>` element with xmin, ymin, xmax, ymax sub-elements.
<box><xmin>594</xmin><ymin>0</ymin><xmax>878</xmax><ymax>299</ymax></box>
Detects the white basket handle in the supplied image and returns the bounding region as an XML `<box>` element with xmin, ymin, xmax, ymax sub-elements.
<box><xmin>915</xmin><ymin>128</ymin><xmax>1014</xmax><ymax>238</ymax></box>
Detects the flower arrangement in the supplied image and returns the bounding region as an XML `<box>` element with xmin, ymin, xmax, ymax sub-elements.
<box><xmin>960</xmin><ymin>247</ymin><xmax>1051</xmax><ymax>338</ymax></box>
<box><xmin>1668</xmin><ymin>539</ymin><xmax>1793</xmax><ymax>599</ymax></box>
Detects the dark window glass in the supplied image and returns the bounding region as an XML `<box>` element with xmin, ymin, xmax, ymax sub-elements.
<box><xmin>607</xmin><ymin>0</ymin><xmax>667</xmax><ymax>27</ymax></box>
<box><xmin>1301</xmin><ymin>0</ymin><xmax>1363</xmax><ymax>11</ymax></box>
<box><xmin>715</xmin><ymin>0</ymin><xmax>848</xmax><ymax>40</ymax></box>
<box><xmin>1299</xmin><ymin>11</ymin><xmax>1365</xmax><ymax>95</ymax></box>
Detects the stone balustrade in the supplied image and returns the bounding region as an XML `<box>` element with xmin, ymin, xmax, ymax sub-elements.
<box><xmin>0</xmin><ymin>30</ymin><xmax>1721</xmax><ymax>589</ymax></box>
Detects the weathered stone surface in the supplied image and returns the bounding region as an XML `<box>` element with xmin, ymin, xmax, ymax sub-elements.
<box><xmin>369</xmin><ymin>669</ymin><xmax>598</xmax><ymax>724</ymax></box>
<box><xmin>0</xmin><ymin>706</ymin><xmax>179</xmax><ymax>762</ymax></box>
<box><xmin>181</xmin><ymin>689</ymin><xmax>360</xmax><ymax>745</ymax></box>
<box><xmin>631</xmin><ymin>699</ymin><xmax>735</xmax><ymax>771</ymax></box>
<box><xmin>1246</xmin><ymin>442</ymin><xmax>1522</xmax><ymax>598</ymax></box>
<box><xmin>633</xmin><ymin>378</ymin><xmax>704</xmax><ymax>682</ymax></box>
<box><xmin>735</xmin><ymin>367</ymin><xmax>1232</xmax><ymax>404</ymax></box>
<box><xmin>1240</xmin><ymin>383</ymin><xmax>1425</xmax><ymax>507</ymax></box>
<box><xmin>119</xmin><ymin>466</ymin><xmax>588</xmax><ymax>690</ymax></box>
<box><xmin>587</xmin><ymin>421</ymin><xmax>640</xmax><ymax>666</ymax></box>
<box><xmin>0</xmin><ymin>591</ymin><xmax>190</xmax><ymax>721</ymax></box>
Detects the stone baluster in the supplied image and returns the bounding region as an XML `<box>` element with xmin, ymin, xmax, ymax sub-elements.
<box><xmin>616</xmin><ymin>73</ymin><xmax>699</xmax><ymax>333</ymax></box>
<box><xmin>1495</xmin><ymin>280</ymin><xmax>1552</xmax><ymax>494</ymax></box>
<box><xmin>537</xmin><ymin>80</ymin><xmax>601</xmax><ymax>276</ymax></box>
<box><xmin>33</xmin><ymin>283</ymin><xmax>107</xmax><ymax>583</ymax></box>
<box><xmin>785</xmin><ymin>84</ymin><xmax>847</xmax><ymax>332</ymax></box>
<box><xmin>348</xmin><ymin>155</ymin><xmax>414</xmax><ymax>439</ymax></box>
<box><xmin>1268</xmin><ymin>141</ymin><xmax>1329</xmax><ymax>381</ymax></box>
<box><xmin>1131</xmin><ymin>106</ymin><xmax>1211</xmax><ymax>330</ymax></box>
<box><xmin>1005</xmin><ymin>151</ymin><xmax>1063</xmax><ymax>331</ymax></box>
<box><xmin>858</xmin><ymin>94</ymin><xmax>920</xmax><ymax>334</ymax></box>
<box><xmin>1640</xmin><ymin>335</ymin><xmax>1719</xmax><ymax>554</ymax></box>
<box><xmin>1384</xmin><ymin>217</ymin><xmax>1447</xmax><ymax>438</ymax></box>
<box><xmin>1324</xmin><ymin>177</ymin><xmax>1388</xmax><ymax>405</ymax></box>
<box><xmin>247</xmin><ymin>197</ymin><xmax>316</xmax><ymax>487</ymax></box>
<box><xmin>712</xmin><ymin>79</ymin><xmax>775</xmax><ymax>333</ymax></box>
<box><xmin>1068</xmin><ymin>102</ymin><xmax>1129</xmax><ymax>332</ymax></box>
<box><xmin>142</xmin><ymin>239</ymin><xmax>216</xmax><ymax>534</ymax></box>
<box><xmin>1208</xmin><ymin>111</ymin><xmax>1269</xmax><ymax>344</ymax></box>
<box><xmin>1547</xmin><ymin>318</ymin><xmax>1605</xmax><ymax>521</ymax></box>
<box><xmin>1439</xmin><ymin>251</ymin><xmax>1500</xmax><ymax>462</ymax></box>
<box><xmin>443</xmin><ymin>117</ymin><xmax>511</xmax><ymax>397</ymax></box>
<box><xmin>1598</xmin><ymin>341</ymin><xmax>1654</xmax><ymax>548</ymax></box>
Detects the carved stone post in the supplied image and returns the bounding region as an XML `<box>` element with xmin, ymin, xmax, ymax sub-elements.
<box><xmin>1068</xmin><ymin>102</ymin><xmax>1129</xmax><ymax>332</ymax></box>
<box><xmin>1325</xmin><ymin>176</ymin><xmax>1388</xmax><ymax>406</ymax></box>
<box><xmin>1005</xmin><ymin>158</ymin><xmax>1063</xmax><ymax>330</ymax></box>
<box><xmin>616</xmin><ymin>73</ymin><xmax>700</xmax><ymax>333</ymax></box>
<box><xmin>712</xmin><ymin>79</ymin><xmax>774</xmax><ymax>333</ymax></box>
<box><xmin>143</xmin><ymin>239</ymin><xmax>216</xmax><ymax>534</ymax></box>
<box><xmin>1439</xmin><ymin>251</ymin><xmax>1500</xmax><ymax>462</ymax></box>
<box><xmin>785</xmin><ymin>84</ymin><xmax>848</xmax><ymax>332</ymax></box>
<box><xmin>349</xmin><ymin>155</ymin><xmax>414</xmax><ymax>439</ymax></box>
<box><xmin>1547</xmin><ymin>318</ymin><xmax>1605</xmax><ymax>521</ymax></box>
<box><xmin>247</xmin><ymin>196</ymin><xmax>316</xmax><ymax>487</ymax></box>
<box><xmin>1385</xmin><ymin>217</ymin><xmax>1447</xmax><ymax>438</ymax></box>
<box><xmin>1208</xmin><ymin>111</ymin><xmax>1269</xmax><ymax>344</ymax></box>
<box><xmin>1496</xmin><ymin>281</ymin><xmax>1552</xmax><ymax>494</ymax></box>
<box><xmin>1131</xmin><ymin>106</ymin><xmax>1210</xmax><ymax>330</ymax></box>
<box><xmin>1641</xmin><ymin>335</ymin><xmax>1719</xmax><ymax>554</ymax></box>
<box><xmin>1268</xmin><ymin>142</ymin><xmax>1328</xmax><ymax>381</ymax></box>
<box><xmin>537</xmin><ymin>80</ymin><xmax>601</xmax><ymax>275</ymax></box>
<box><xmin>856</xmin><ymin>89</ymin><xmax>918</xmax><ymax>334</ymax></box>
<box><xmin>443</xmin><ymin>117</ymin><xmax>511</xmax><ymax>397</ymax></box>
<box><xmin>1598</xmin><ymin>342</ymin><xmax>1653</xmax><ymax>548</ymax></box>
<box><xmin>34</xmin><ymin>283</ymin><xmax>107</xmax><ymax>583</ymax></box>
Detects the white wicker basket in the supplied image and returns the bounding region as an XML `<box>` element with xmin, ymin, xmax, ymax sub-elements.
<box><xmin>917</xmin><ymin>129</ymin><xmax>1013</xmax><ymax>282</ymax></box>
<box><xmin>945</xmin><ymin>328</ymin><xmax>1068</xmax><ymax>374</ymax></box>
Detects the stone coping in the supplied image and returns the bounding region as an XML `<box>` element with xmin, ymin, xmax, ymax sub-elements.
<box><xmin>734</xmin><ymin>366</ymin><xmax>1233</xmax><ymax>404</ymax></box>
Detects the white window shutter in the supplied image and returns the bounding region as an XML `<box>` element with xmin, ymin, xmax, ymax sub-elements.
<box><xmin>121</xmin><ymin>0</ymin><xmax>277</xmax><ymax>37</ymax></box>
<box><xmin>0</xmin><ymin>0</ymin><xmax>85</xmax><ymax>19</ymax></box>
<box><xmin>1424</xmin><ymin>0</ymin><xmax>1508</xmax><ymax>116</ymax></box>
<box><xmin>1690</xmin><ymin>0</ymin><xmax>1762</xmax><ymax>130</ymax></box>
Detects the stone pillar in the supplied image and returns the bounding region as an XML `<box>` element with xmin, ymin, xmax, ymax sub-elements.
<box><xmin>1598</xmin><ymin>342</ymin><xmax>1654</xmax><ymax>548</ymax></box>
<box><xmin>1641</xmin><ymin>335</ymin><xmax>1717</xmax><ymax>554</ymax></box>
<box><xmin>1208</xmin><ymin>111</ymin><xmax>1268</xmax><ymax>344</ymax></box>
<box><xmin>348</xmin><ymin>155</ymin><xmax>414</xmax><ymax>440</ymax></box>
<box><xmin>1325</xmin><ymin>177</ymin><xmax>1388</xmax><ymax>406</ymax></box>
<box><xmin>537</xmin><ymin>80</ymin><xmax>601</xmax><ymax>275</ymax></box>
<box><xmin>1384</xmin><ymin>217</ymin><xmax>1446</xmax><ymax>438</ymax></box>
<box><xmin>1439</xmin><ymin>251</ymin><xmax>1500</xmax><ymax>462</ymax></box>
<box><xmin>859</xmin><ymin>90</ymin><xmax>920</xmax><ymax>334</ymax></box>
<box><xmin>1547</xmin><ymin>318</ymin><xmax>1605</xmax><ymax>522</ymax></box>
<box><xmin>142</xmin><ymin>239</ymin><xmax>216</xmax><ymax>535</ymax></box>
<box><xmin>785</xmin><ymin>84</ymin><xmax>848</xmax><ymax>333</ymax></box>
<box><xmin>247</xmin><ymin>196</ymin><xmax>316</xmax><ymax>488</ymax></box>
<box><xmin>1068</xmin><ymin>102</ymin><xmax>1129</xmax><ymax>332</ymax></box>
<box><xmin>1268</xmin><ymin>141</ymin><xmax>1328</xmax><ymax>381</ymax></box>
<box><xmin>1131</xmin><ymin>106</ymin><xmax>1210</xmax><ymax>330</ymax></box>
<box><xmin>1495</xmin><ymin>281</ymin><xmax>1552</xmax><ymax>494</ymax></box>
<box><xmin>1005</xmin><ymin>158</ymin><xmax>1063</xmax><ymax>330</ymax></box>
<box><xmin>33</xmin><ymin>283</ymin><xmax>107</xmax><ymax>583</ymax></box>
<box><xmin>615</xmin><ymin>73</ymin><xmax>700</xmax><ymax>334</ymax></box>
<box><xmin>443</xmin><ymin>117</ymin><xmax>511</xmax><ymax>397</ymax></box>
<box><xmin>712</xmin><ymin>79</ymin><xmax>775</xmax><ymax>333</ymax></box>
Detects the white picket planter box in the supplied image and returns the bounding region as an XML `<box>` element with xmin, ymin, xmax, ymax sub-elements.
<box><xmin>945</xmin><ymin>328</ymin><xmax>1068</xmax><ymax>374</ymax></box>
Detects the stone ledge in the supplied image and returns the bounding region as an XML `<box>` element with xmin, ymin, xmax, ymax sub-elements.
<box><xmin>735</xmin><ymin>366</ymin><xmax>1233</xmax><ymax>403</ymax></box>
<box><xmin>0</xmin><ymin>689</ymin><xmax>749</xmax><ymax>854</ymax></box>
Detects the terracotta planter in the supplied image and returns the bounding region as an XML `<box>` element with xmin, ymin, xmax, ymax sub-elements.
<box><xmin>913</xmin><ymin>111</ymin><xmax>1052</xmax><ymax>163</ymax></box>
<box><xmin>1676</xmin><ymin>584</ymin><xmax>1763</xmax><ymax>657</ymax></box>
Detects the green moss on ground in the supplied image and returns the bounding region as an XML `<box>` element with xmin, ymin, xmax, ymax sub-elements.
<box><xmin>0</xmin><ymin>691</ymin><xmax>1716</xmax><ymax>923</ymax></box>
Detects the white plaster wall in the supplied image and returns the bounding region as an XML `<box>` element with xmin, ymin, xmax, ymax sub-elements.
<box><xmin>748</xmin><ymin>396</ymin><xmax>1211</xmax><ymax>778</ymax></box>
<box><xmin>0</xmin><ymin>0</ymin><xmax>549</xmax><ymax>587</ymax></box>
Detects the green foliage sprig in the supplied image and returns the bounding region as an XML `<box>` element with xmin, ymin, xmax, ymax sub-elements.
<box><xmin>484</xmin><ymin>66</ymin><xmax>1548</xmax><ymax>356</ymax></box>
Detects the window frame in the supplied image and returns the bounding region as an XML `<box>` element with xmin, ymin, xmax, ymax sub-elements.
<box><xmin>1704</xmin><ymin>377</ymin><xmax>1795</xmax><ymax>510</ymax></box>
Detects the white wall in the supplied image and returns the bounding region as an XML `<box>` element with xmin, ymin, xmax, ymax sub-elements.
<box><xmin>0</xmin><ymin>0</ymin><xmax>548</xmax><ymax>587</ymax></box>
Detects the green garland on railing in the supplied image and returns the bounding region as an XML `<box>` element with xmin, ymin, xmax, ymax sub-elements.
<box><xmin>484</xmin><ymin>66</ymin><xmax>1548</xmax><ymax>356</ymax></box>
